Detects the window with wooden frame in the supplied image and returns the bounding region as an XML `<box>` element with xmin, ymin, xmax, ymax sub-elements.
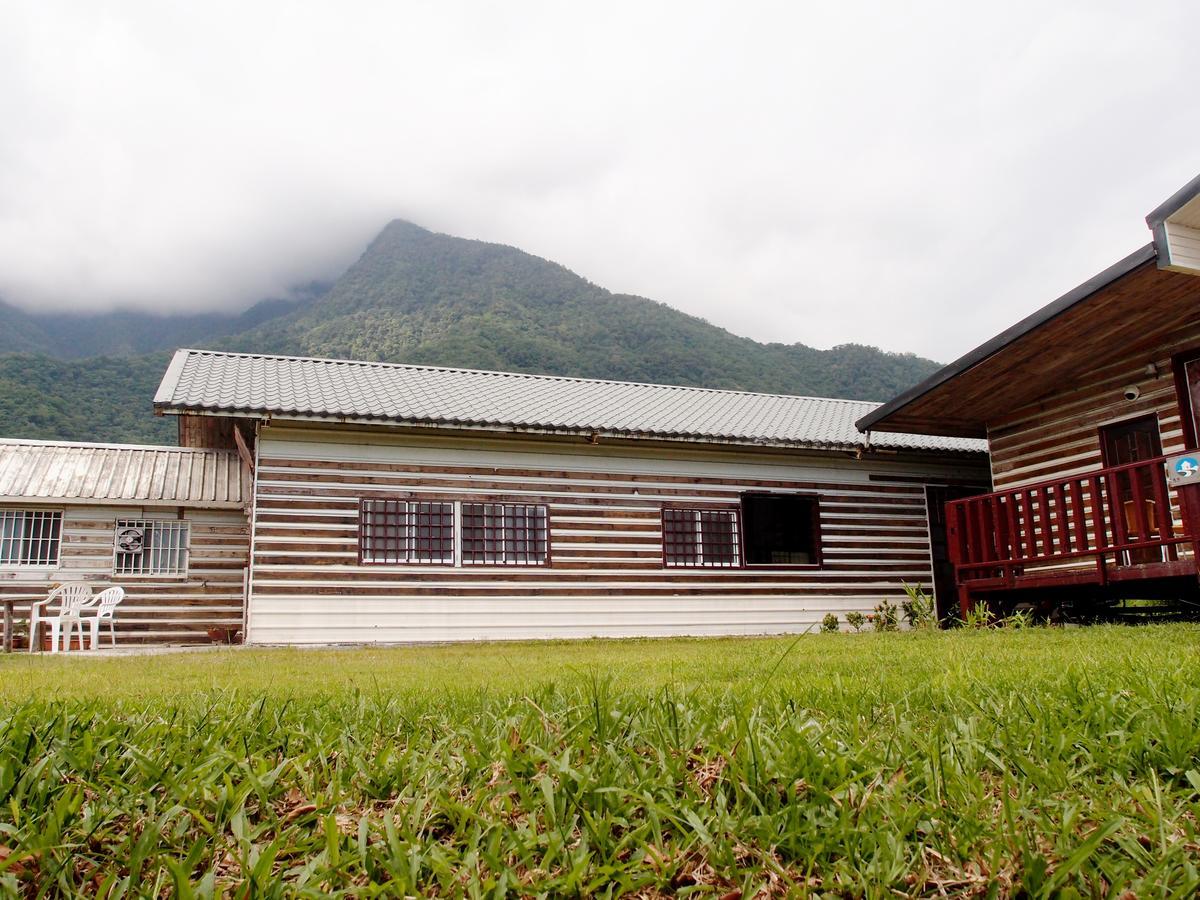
<box><xmin>662</xmin><ymin>507</ymin><xmax>740</xmax><ymax>567</ymax></box>
<box><xmin>740</xmin><ymin>493</ymin><xmax>821</xmax><ymax>566</ymax></box>
<box><xmin>461</xmin><ymin>503</ymin><xmax>549</xmax><ymax>566</ymax></box>
<box><xmin>113</xmin><ymin>519</ymin><xmax>190</xmax><ymax>577</ymax></box>
<box><xmin>0</xmin><ymin>509</ymin><xmax>63</xmax><ymax>567</ymax></box>
<box><xmin>359</xmin><ymin>499</ymin><xmax>455</xmax><ymax>564</ymax></box>
<box><xmin>1174</xmin><ymin>349</ymin><xmax>1200</xmax><ymax>449</ymax></box>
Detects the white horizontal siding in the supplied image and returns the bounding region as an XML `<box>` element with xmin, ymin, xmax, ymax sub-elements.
<box><xmin>1165</xmin><ymin>222</ymin><xmax>1200</xmax><ymax>274</ymax></box>
<box><xmin>246</xmin><ymin>426</ymin><xmax>985</xmax><ymax>644</ymax></box>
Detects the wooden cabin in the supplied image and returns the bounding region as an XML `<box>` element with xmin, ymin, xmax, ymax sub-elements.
<box><xmin>153</xmin><ymin>350</ymin><xmax>987</xmax><ymax>643</ymax></box>
<box><xmin>0</xmin><ymin>439</ymin><xmax>250</xmax><ymax>644</ymax></box>
<box><xmin>857</xmin><ymin>174</ymin><xmax>1200</xmax><ymax>619</ymax></box>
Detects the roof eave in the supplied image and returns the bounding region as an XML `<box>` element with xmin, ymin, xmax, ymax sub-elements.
<box><xmin>0</xmin><ymin>494</ymin><xmax>243</xmax><ymax>509</ymax></box>
<box><xmin>855</xmin><ymin>243</ymin><xmax>1158</xmax><ymax>436</ymax></box>
<box><xmin>1145</xmin><ymin>172</ymin><xmax>1200</xmax><ymax>230</ymax></box>
<box><xmin>154</xmin><ymin>403</ymin><xmax>983</xmax><ymax>455</ymax></box>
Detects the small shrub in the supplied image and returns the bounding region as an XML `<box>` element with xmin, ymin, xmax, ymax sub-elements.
<box><xmin>963</xmin><ymin>601</ymin><xmax>996</xmax><ymax>629</ymax></box>
<box><xmin>901</xmin><ymin>583</ymin><xmax>937</xmax><ymax>630</ymax></box>
<box><xmin>873</xmin><ymin>599</ymin><xmax>899</xmax><ymax>632</ymax></box>
<box><xmin>1003</xmin><ymin>609</ymin><xmax>1034</xmax><ymax>629</ymax></box>
<box><xmin>846</xmin><ymin>611</ymin><xmax>866</xmax><ymax>632</ymax></box>
<box><xmin>821</xmin><ymin>612</ymin><xmax>840</xmax><ymax>633</ymax></box>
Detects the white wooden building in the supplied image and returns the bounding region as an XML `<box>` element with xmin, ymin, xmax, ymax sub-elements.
<box><xmin>0</xmin><ymin>439</ymin><xmax>250</xmax><ymax>644</ymax></box>
<box><xmin>152</xmin><ymin>350</ymin><xmax>988</xmax><ymax>644</ymax></box>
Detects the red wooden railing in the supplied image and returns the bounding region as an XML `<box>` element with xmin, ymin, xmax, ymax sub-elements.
<box><xmin>946</xmin><ymin>455</ymin><xmax>1199</xmax><ymax>584</ymax></box>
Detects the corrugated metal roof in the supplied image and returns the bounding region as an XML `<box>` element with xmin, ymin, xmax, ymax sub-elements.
<box><xmin>0</xmin><ymin>439</ymin><xmax>246</xmax><ymax>507</ymax></box>
<box><xmin>154</xmin><ymin>349</ymin><xmax>986</xmax><ymax>454</ymax></box>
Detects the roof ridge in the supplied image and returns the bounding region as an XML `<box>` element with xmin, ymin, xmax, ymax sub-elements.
<box><xmin>173</xmin><ymin>348</ymin><xmax>880</xmax><ymax>406</ymax></box>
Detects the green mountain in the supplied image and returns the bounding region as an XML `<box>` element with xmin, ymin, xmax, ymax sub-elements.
<box><xmin>0</xmin><ymin>221</ymin><xmax>943</xmax><ymax>444</ymax></box>
<box><xmin>0</xmin><ymin>287</ymin><xmax>325</xmax><ymax>358</ymax></box>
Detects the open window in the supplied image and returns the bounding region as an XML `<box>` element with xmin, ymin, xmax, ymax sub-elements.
<box><xmin>740</xmin><ymin>493</ymin><xmax>821</xmax><ymax>566</ymax></box>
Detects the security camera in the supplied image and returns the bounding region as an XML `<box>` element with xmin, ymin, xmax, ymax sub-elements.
<box><xmin>1123</xmin><ymin>385</ymin><xmax>1141</xmax><ymax>402</ymax></box>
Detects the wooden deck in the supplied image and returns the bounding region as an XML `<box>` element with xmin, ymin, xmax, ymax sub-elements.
<box><xmin>946</xmin><ymin>455</ymin><xmax>1200</xmax><ymax>614</ymax></box>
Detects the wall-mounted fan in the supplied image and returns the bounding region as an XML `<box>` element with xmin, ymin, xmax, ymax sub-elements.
<box><xmin>115</xmin><ymin>526</ymin><xmax>145</xmax><ymax>554</ymax></box>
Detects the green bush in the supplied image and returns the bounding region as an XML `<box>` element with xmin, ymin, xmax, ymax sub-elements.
<box><xmin>873</xmin><ymin>599</ymin><xmax>899</xmax><ymax>632</ymax></box>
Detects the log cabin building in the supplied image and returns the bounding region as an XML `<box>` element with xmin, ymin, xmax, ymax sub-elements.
<box><xmin>0</xmin><ymin>439</ymin><xmax>249</xmax><ymax>644</ymax></box>
<box><xmin>149</xmin><ymin>350</ymin><xmax>987</xmax><ymax>644</ymax></box>
<box><xmin>858</xmin><ymin>173</ymin><xmax>1200</xmax><ymax>619</ymax></box>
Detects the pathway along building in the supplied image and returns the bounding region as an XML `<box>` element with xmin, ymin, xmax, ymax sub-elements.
<box><xmin>858</xmin><ymin>173</ymin><xmax>1200</xmax><ymax>619</ymax></box>
<box><xmin>152</xmin><ymin>349</ymin><xmax>986</xmax><ymax>644</ymax></box>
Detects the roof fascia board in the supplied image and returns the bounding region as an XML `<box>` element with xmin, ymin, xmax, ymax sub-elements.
<box><xmin>0</xmin><ymin>495</ymin><xmax>242</xmax><ymax>509</ymax></box>
<box><xmin>855</xmin><ymin>243</ymin><xmax>1157</xmax><ymax>434</ymax></box>
<box><xmin>1145</xmin><ymin>172</ymin><xmax>1200</xmax><ymax>229</ymax></box>
<box><xmin>153</xmin><ymin>348</ymin><xmax>191</xmax><ymax>406</ymax></box>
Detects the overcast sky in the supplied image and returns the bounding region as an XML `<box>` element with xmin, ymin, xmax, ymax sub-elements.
<box><xmin>1</xmin><ymin>2</ymin><xmax>1197</xmax><ymax>360</ymax></box>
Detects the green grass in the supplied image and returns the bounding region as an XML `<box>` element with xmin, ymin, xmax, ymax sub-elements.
<box><xmin>2</xmin><ymin>627</ymin><xmax>1200</xmax><ymax>896</ymax></box>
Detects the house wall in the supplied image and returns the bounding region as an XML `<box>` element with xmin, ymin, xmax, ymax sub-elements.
<box><xmin>0</xmin><ymin>504</ymin><xmax>248</xmax><ymax>644</ymax></box>
<box><xmin>247</xmin><ymin>424</ymin><xmax>986</xmax><ymax>644</ymax></box>
<box><xmin>982</xmin><ymin>317</ymin><xmax>1200</xmax><ymax>570</ymax></box>
<box><xmin>987</xmin><ymin>318</ymin><xmax>1200</xmax><ymax>489</ymax></box>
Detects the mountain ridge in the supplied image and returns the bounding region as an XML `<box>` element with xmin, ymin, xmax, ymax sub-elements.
<box><xmin>0</xmin><ymin>219</ymin><xmax>943</xmax><ymax>443</ymax></box>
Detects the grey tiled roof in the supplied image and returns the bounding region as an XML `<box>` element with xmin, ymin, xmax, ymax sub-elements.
<box><xmin>0</xmin><ymin>439</ymin><xmax>246</xmax><ymax>507</ymax></box>
<box><xmin>154</xmin><ymin>349</ymin><xmax>985</xmax><ymax>454</ymax></box>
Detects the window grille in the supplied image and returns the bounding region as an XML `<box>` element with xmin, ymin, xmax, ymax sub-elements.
<box><xmin>461</xmin><ymin>504</ymin><xmax>549</xmax><ymax>565</ymax></box>
<box><xmin>0</xmin><ymin>510</ymin><xmax>63</xmax><ymax>567</ymax></box>
<box><xmin>662</xmin><ymin>508</ymin><xmax>740</xmax><ymax>567</ymax></box>
<box><xmin>113</xmin><ymin>520</ymin><xmax>190</xmax><ymax>576</ymax></box>
<box><xmin>360</xmin><ymin>500</ymin><xmax>455</xmax><ymax>564</ymax></box>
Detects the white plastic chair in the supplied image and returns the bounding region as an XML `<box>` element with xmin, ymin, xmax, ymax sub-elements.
<box><xmin>85</xmin><ymin>587</ymin><xmax>125</xmax><ymax>650</ymax></box>
<box><xmin>28</xmin><ymin>584</ymin><xmax>93</xmax><ymax>653</ymax></box>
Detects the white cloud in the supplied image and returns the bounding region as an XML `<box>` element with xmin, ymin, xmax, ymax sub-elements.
<box><xmin>0</xmin><ymin>0</ymin><xmax>1196</xmax><ymax>359</ymax></box>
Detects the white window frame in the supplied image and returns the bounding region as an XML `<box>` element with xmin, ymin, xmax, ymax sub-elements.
<box><xmin>0</xmin><ymin>509</ymin><xmax>63</xmax><ymax>569</ymax></box>
<box><xmin>112</xmin><ymin>519</ymin><xmax>191</xmax><ymax>578</ymax></box>
<box><xmin>460</xmin><ymin>502</ymin><xmax>549</xmax><ymax>567</ymax></box>
<box><xmin>360</xmin><ymin>499</ymin><xmax>457</xmax><ymax>565</ymax></box>
<box><xmin>359</xmin><ymin>499</ymin><xmax>550</xmax><ymax>568</ymax></box>
<box><xmin>663</xmin><ymin>507</ymin><xmax>740</xmax><ymax>568</ymax></box>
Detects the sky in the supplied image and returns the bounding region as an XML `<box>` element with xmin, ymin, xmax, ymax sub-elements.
<box><xmin>0</xmin><ymin>1</ymin><xmax>1197</xmax><ymax>361</ymax></box>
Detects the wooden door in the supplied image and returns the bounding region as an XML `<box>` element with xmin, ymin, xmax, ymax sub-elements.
<box><xmin>1099</xmin><ymin>415</ymin><xmax>1163</xmax><ymax>564</ymax></box>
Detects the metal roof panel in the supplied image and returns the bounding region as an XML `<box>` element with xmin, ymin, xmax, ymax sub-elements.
<box><xmin>154</xmin><ymin>349</ymin><xmax>985</xmax><ymax>454</ymax></box>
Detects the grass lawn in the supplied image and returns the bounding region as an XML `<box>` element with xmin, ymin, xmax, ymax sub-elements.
<box><xmin>1</xmin><ymin>627</ymin><xmax>1199</xmax><ymax>897</ymax></box>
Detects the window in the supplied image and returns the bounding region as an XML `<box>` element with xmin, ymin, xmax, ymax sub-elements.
<box><xmin>0</xmin><ymin>510</ymin><xmax>62</xmax><ymax>567</ymax></box>
<box><xmin>1174</xmin><ymin>350</ymin><xmax>1200</xmax><ymax>449</ymax></box>
<box><xmin>741</xmin><ymin>493</ymin><xmax>820</xmax><ymax>566</ymax></box>
<box><xmin>462</xmin><ymin>504</ymin><xmax>549</xmax><ymax>565</ymax></box>
<box><xmin>662</xmin><ymin>507</ymin><xmax>740</xmax><ymax>567</ymax></box>
<box><xmin>113</xmin><ymin>520</ymin><xmax>190</xmax><ymax>576</ymax></box>
<box><xmin>359</xmin><ymin>499</ymin><xmax>455</xmax><ymax>564</ymax></box>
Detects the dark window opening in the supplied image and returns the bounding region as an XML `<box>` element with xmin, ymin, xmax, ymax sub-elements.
<box><xmin>741</xmin><ymin>493</ymin><xmax>820</xmax><ymax>566</ymax></box>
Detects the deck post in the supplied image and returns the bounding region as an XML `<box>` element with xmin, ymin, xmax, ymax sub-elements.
<box><xmin>1178</xmin><ymin>484</ymin><xmax>1200</xmax><ymax>581</ymax></box>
